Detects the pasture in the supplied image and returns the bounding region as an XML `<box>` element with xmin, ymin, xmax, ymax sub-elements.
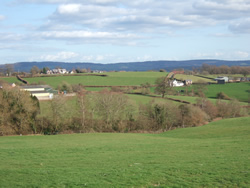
<box><xmin>22</xmin><ymin>72</ymin><xmax>167</xmax><ymax>88</ymax></box>
<box><xmin>174</xmin><ymin>74</ymin><xmax>216</xmax><ymax>83</ymax></box>
<box><xmin>0</xmin><ymin>117</ymin><xmax>249</xmax><ymax>187</ymax></box>
<box><xmin>174</xmin><ymin>82</ymin><xmax>250</xmax><ymax>102</ymax></box>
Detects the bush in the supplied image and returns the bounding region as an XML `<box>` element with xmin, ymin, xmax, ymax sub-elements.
<box><xmin>217</xmin><ymin>92</ymin><xmax>230</xmax><ymax>100</ymax></box>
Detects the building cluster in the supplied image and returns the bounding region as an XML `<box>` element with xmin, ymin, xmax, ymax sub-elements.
<box><xmin>46</xmin><ymin>69</ymin><xmax>73</xmax><ymax>75</ymax></box>
<box><xmin>214</xmin><ymin>76</ymin><xmax>250</xmax><ymax>84</ymax></box>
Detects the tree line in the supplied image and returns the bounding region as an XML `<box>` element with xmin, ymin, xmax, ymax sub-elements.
<box><xmin>0</xmin><ymin>84</ymin><xmax>248</xmax><ymax>136</ymax></box>
<box><xmin>200</xmin><ymin>64</ymin><xmax>250</xmax><ymax>76</ymax></box>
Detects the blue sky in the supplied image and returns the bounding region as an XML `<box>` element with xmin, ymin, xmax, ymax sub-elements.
<box><xmin>0</xmin><ymin>0</ymin><xmax>250</xmax><ymax>64</ymax></box>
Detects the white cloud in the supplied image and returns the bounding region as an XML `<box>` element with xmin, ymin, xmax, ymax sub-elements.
<box><xmin>234</xmin><ymin>51</ymin><xmax>249</xmax><ymax>59</ymax></box>
<box><xmin>37</xmin><ymin>30</ymin><xmax>138</xmax><ymax>39</ymax></box>
<box><xmin>192</xmin><ymin>51</ymin><xmax>250</xmax><ymax>60</ymax></box>
<box><xmin>58</xmin><ymin>4</ymin><xmax>81</xmax><ymax>14</ymax></box>
<box><xmin>229</xmin><ymin>18</ymin><xmax>250</xmax><ymax>34</ymax></box>
<box><xmin>39</xmin><ymin>51</ymin><xmax>79</xmax><ymax>61</ymax></box>
<box><xmin>0</xmin><ymin>15</ymin><xmax>5</xmax><ymax>21</ymax></box>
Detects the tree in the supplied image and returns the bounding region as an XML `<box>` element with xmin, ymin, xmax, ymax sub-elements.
<box><xmin>76</xmin><ymin>89</ymin><xmax>89</xmax><ymax>131</ymax></box>
<box><xmin>92</xmin><ymin>90</ymin><xmax>132</xmax><ymax>131</ymax></box>
<box><xmin>42</xmin><ymin>67</ymin><xmax>49</xmax><ymax>74</ymax></box>
<box><xmin>0</xmin><ymin>87</ymin><xmax>40</xmax><ymax>135</ymax></box>
<box><xmin>140</xmin><ymin>82</ymin><xmax>151</xmax><ymax>95</ymax></box>
<box><xmin>58</xmin><ymin>81</ymin><xmax>73</xmax><ymax>93</ymax></box>
<box><xmin>4</xmin><ymin>64</ymin><xmax>14</xmax><ymax>76</ymax></box>
<box><xmin>179</xmin><ymin>104</ymin><xmax>191</xmax><ymax>128</ymax></box>
<box><xmin>49</xmin><ymin>96</ymin><xmax>68</xmax><ymax>133</ymax></box>
<box><xmin>159</xmin><ymin>69</ymin><xmax>166</xmax><ymax>72</ymax></box>
<box><xmin>241</xmin><ymin>67</ymin><xmax>250</xmax><ymax>77</ymax></box>
<box><xmin>30</xmin><ymin>66</ymin><xmax>40</xmax><ymax>76</ymax></box>
<box><xmin>155</xmin><ymin>77</ymin><xmax>172</xmax><ymax>98</ymax></box>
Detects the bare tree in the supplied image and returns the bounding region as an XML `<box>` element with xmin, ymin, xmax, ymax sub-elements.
<box><xmin>93</xmin><ymin>90</ymin><xmax>131</xmax><ymax>131</ymax></box>
<box><xmin>155</xmin><ymin>77</ymin><xmax>172</xmax><ymax>98</ymax></box>
<box><xmin>30</xmin><ymin>66</ymin><xmax>40</xmax><ymax>76</ymax></box>
<box><xmin>4</xmin><ymin>64</ymin><xmax>14</xmax><ymax>76</ymax></box>
<box><xmin>76</xmin><ymin>89</ymin><xmax>88</xmax><ymax>130</ymax></box>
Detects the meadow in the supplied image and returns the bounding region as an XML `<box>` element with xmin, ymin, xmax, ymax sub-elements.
<box><xmin>1</xmin><ymin>72</ymin><xmax>249</xmax><ymax>102</ymax></box>
<box><xmin>0</xmin><ymin>117</ymin><xmax>249</xmax><ymax>187</ymax></box>
<box><xmin>20</xmin><ymin>72</ymin><xmax>167</xmax><ymax>88</ymax></box>
<box><xmin>166</xmin><ymin>95</ymin><xmax>249</xmax><ymax>106</ymax></box>
<box><xmin>173</xmin><ymin>82</ymin><xmax>250</xmax><ymax>102</ymax></box>
<box><xmin>174</xmin><ymin>74</ymin><xmax>216</xmax><ymax>83</ymax></box>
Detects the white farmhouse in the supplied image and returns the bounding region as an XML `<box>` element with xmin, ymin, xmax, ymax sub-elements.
<box><xmin>171</xmin><ymin>80</ymin><xmax>184</xmax><ymax>87</ymax></box>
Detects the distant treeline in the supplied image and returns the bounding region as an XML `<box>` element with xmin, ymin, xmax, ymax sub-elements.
<box><xmin>200</xmin><ymin>64</ymin><xmax>250</xmax><ymax>76</ymax></box>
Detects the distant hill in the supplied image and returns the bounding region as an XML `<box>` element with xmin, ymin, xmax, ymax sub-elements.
<box><xmin>1</xmin><ymin>60</ymin><xmax>250</xmax><ymax>72</ymax></box>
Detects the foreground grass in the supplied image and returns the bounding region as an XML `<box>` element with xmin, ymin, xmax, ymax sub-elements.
<box><xmin>0</xmin><ymin>117</ymin><xmax>249</xmax><ymax>187</ymax></box>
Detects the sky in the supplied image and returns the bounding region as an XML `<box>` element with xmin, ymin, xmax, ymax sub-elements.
<box><xmin>0</xmin><ymin>0</ymin><xmax>250</xmax><ymax>64</ymax></box>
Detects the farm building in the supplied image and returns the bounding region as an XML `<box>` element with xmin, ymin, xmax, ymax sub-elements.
<box><xmin>214</xmin><ymin>76</ymin><xmax>229</xmax><ymax>83</ymax></box>
<box><xmin>20</xmin><ymin>85</ymin><xmax>55</xmax><ymax>100</ymax></box>
<box><xmin>184</xmin><ymin>79</ymin><xmax>192</xmax><ymax>85</ymax></box>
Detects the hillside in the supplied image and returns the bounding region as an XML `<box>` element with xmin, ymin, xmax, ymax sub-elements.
<box><xmin>2</xmin><ymin>59</ymin><xmax>250</xmax><ymax>72</ymax></box>
<box><xmin>0</xmin><ymin>117</ymin><xmax>249</xmax><ymax>187</ymax></box>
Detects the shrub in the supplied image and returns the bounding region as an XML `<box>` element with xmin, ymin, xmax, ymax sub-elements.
<box><xmin>217</xmin><ymin>92</ymin><xmax>230</xmax><ymax>100</ymax></box>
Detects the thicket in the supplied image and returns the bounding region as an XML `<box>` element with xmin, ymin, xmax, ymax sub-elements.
<box><xmin>200</xmin><ymin>64</ymin><xmax>250</xmax><ymax>76</ymax></box>
<box><xmin>0</xmin><ymin>86</ymin><xmax>248</xmax><ymax>136</ymax></box>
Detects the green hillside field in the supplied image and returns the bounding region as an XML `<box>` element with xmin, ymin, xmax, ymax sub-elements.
<box><xmin>0</xmin><ymin>117</ymin><xmax>249</xmax><ymax>187</ymax></box>
<box><xmin>173</xmin><ymin>82</ymin><xmax>250</xmax><ymax>102</ymax></box>
<box><xmin>1</xmin><ymin>72</ymin><xmax>167</xmax><ymax>88</ymax></box>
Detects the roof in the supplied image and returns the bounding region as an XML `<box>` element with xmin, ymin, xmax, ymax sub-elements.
<box><xmin>20</xmin><ymin>85</ymin><xmax>52</xmax><ymax>89</ymax></box>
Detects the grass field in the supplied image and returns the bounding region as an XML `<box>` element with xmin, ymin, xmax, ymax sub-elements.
<box><xmin>174</xmin><ymin>74</ymin><xmax>216</xmax><ymax>83</ymax></box>
<box><xmin>205</xmin><ymin>82</ymin><xmax>250</xmax><ymax>102</ymax></box>
<box><xmin>1</xmin><ymin>72</ymin><xmax>167</xmax><ymax>89</ymax></box>
<box><xmin>174</xmin><ymin>82</ymin><xmax>250</xmax><ymax>102</ymax></box>
<box><xmin>0</xmin><ymin>117</ymin><xmax>249</xmax><ymax>187</ymax></box>
<box><xmin>166</xmin><ymin>95</ymin><xmax>249</xmax><ymax>106</ymax></box>
<box><xmin>1</xmin><ymin>73</ymin><xmax>249</xmax><ymax>102</ymax></box>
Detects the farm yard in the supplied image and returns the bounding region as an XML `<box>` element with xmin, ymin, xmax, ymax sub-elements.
<box><xmin>0</xmin><ymin>117</ymin><xmax>249</xmax><ymax>187</ymax></box>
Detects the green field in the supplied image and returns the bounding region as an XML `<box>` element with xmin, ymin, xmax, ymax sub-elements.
<box><xmin>1</xmin><ymin>73</ymin><xmax>249</xmax><ymax>102</ymax></box>
<box><xmin>174</xmin><ymin>82</ymin><xmax>250</xmax><ymax>102</ymax></box>
<box><xmin>0</xmin><ymin>117</ymin><xmax>249</xmax><ymax>187</ymax></box>
<box><xmin>1</xmin><ymin>72</ymin><xmax>167</xmax><ymax>89</ymax></box>
<box><xmin>205</xmin><ymin>83</ymin><xmax>250</xmax><ymax>102</ymax></box>
<box><xmin>174</xmin><ymin>74</ymin><xmax>216</xmax><ymax>83</ymax></box>
<box><xmin>166</xmin><ymin>95</ymin><xmax>249</xmax><ymax>106</ymax></box>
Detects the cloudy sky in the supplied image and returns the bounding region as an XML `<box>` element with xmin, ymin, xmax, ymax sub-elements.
<box><xmin>0</xmin><ymin>0</ymin><xmax>250</xmax><ymax>64</ymax></box>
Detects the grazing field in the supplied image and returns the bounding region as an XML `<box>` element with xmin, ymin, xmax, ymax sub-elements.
<box><xmin>21</xmin><ymin>72</ymin><xmax>167</xmax><ymax>88</ymax></box>
<box><xmin>0</xmin><ymin>77</ymin><xmax>22</xmax><ymax>84</ymax></box>
<box><xmin>205</xmin><ymin>82</ymin><xmax>250</xmax><ymax>102</ymax></box>
<box><xmin>174</xmin><ymin>74</ymin><xmax>216</xmax><ymax>83</ymax></box>
<box><xmin>166</xmin><ymin>95</ymin><xmax>249</xmax><ymax>106</ymax></box>
<box><xmin>174</xmin><ymin>82</ymin><xmax>250</xmax><ymax>102</ymax></box>
<box><xmin>0</xmin><ymin>117</ymin><xmax>249</xmax><ymax>187</ymax></box>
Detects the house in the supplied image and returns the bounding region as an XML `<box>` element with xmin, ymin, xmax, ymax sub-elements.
<box><xmin>184</xmin><ymin>79</ymin><xmax>192</xmax><ymax>85</ymax></box>
<box><xmin>240</xmin><ymin>77</ymin><xmax>250</xmax><ymax>82</ymax></box>
<box><xmin>171</xmin><ymin>79</ymin><xmax>184</xmax><ymax>87</ymax></box>
<box><xmin>46</xmin><ymin>68</ymin><xmax>68</xmax><ymax>75</ymax></box>
<box><xmin>217</xmin><ymin>80</ymin><xmax>225</xmax><ymax>84</ymax></box>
